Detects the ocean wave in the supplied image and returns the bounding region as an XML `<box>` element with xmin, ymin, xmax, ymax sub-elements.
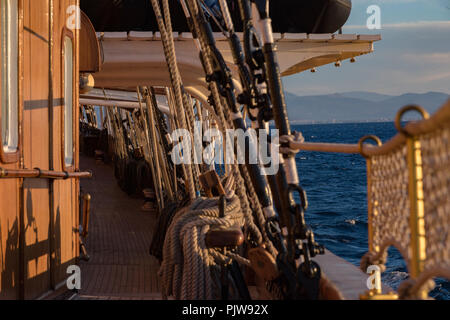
<box><xmin>382</xmin><ymin>271</ymin><xmax>409</xmax><ymax>288</ymax></box>
<box><xmin>312</xmin><ymin>211</ymin><xmax>340</xmax><ymax>216</ymax></box>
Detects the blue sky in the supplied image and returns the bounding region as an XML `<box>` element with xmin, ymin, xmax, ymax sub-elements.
<box><xmin>283</xmin><ymin>0</ymin><xmax>450</xmax><ymax>96</ymax></box>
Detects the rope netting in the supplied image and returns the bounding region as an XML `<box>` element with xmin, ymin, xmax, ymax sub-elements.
<box><xmin>420</xmin><ymin>126</ymin><xmax>450</xmax><ymax>275</ymax></box>
<box><xmin>366</xmin><ymin>145</ymin><xmax>412</xmax><ymax>264</ymax></box>
<box><xmin>361</xmin><ymin>104</ymin><xmax>450</xmax><ymax>299</ymax></box>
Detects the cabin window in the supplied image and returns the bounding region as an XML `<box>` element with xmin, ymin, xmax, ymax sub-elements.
<box><xmin>1</xmin><ymin>0</ymin><xmax>19</xmax><ymax>154</ymax></box>
<box><xmin>64</xmin><ymin>35</ymin><xmax>74</xmax><ymax>167</ymax></box>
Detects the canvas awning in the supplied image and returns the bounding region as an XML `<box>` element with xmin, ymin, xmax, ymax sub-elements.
<box><xmin>91</xmin><ymin>31</ymin><xmax>380</xmax><ymax>98</ymax></box>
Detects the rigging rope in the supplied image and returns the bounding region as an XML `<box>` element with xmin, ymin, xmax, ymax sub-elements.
<box><xmin>150</xmin><ymin>0</ymin><xmax>197</xmax><ymax>200</ymax></box>
<box><xmin>181</xmin><ymin>0</ymin><xmax>267</xmax><ymax>248</ymax></box>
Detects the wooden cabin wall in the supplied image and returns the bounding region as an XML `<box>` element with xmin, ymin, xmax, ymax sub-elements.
<box><xmin>51</xmin><ymin>0</ymin><xmax>80</xmax><ymax>293</ymax></box>
<box><xmin>0</xmin><ymin>0</ymin><xmax>80</xmax><ymax>300</ymax></box>
<box><xmin>0</xmin><ymin>0</ymin><xmax>23</xmax><ymax>300</ymax></box>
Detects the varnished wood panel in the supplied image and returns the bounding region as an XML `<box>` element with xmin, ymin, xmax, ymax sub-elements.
<box><xmin>23</xmin><ymin>0</ymin><xmax>50</xmax><ymax>170</ymax></box>
<box><xmin>79</xmin><ymin>10</ymin><xmax>101</xmax><ymax>73</ymax></box>
<box><xmin>23</xmin><ymin>179</ymin><xmax>51</xmax><ymax>299</ymax></box>
<box><xmin>1</xmin><ymin>0</ymin><xmax>80</xmax><ymax>299</ymax></box>
<box><xmin>52</xmin><ymin>180</ymin><xmax>76</xmax><ymax>285</ymax></box>
<box><xmin>51</xmin><ymin>0</ymin><xmax>79</xmax><ymax>287</ymax></box>
<box><xmin>22</xmin><ymin>0</ymin><xmax>51</xmax><ymax>299</ymax></box>
<box><xmin>0</xmin><ymin>179</ymin><xmax>20</xmax><ymax>299</ymax></box>
<box><xmin>0</xmin><ymin>0</ymin><xmax>23</xmax><ymax>300</ymax></box>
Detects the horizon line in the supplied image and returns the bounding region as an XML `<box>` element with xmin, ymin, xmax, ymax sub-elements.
<box><xmin>285</xmin><ymin>90</ymin><xmax>450</xmax><ymax>97</ymax></box>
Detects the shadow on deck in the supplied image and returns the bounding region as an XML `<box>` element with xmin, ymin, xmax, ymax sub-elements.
<box><xmin>77</xmin><ymin>156</ymin><xmax>162</xmax><ymax>300</ymax></box>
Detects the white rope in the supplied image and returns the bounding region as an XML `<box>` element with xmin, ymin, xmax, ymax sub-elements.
<box><xmin>218</xmin><ymin>0</ymin><xmax>234</xmax><ymax>32</ymax></box>
<box><xmin>279</xmin><ymin>131</ymin><xmax>305</xmax><ymax>156</ymax></box>
<box><xmin>150</xmin><ymin>0</ymin><xmax>197</xmax><ymax>200</ymax></box>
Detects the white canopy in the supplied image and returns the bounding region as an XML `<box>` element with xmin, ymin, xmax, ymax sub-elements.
<box><xmin>92</xmin><ymin>31</ymin><xmax>381</xmax><ymax>98</ymax></box>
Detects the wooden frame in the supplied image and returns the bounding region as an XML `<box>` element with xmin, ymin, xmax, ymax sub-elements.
<box><xmin>0</xmin><ymin>0</ymin><xmax>23</xmax><ymax>164</ymax></box>
<box><xmin>61</xmin><ymin>27</ymin><xmax>76</xmax><ymax>171</ymax></box>
<box><xmin>79</xmin><ymin>10</ymin><xmax>101</xmax><ymax>73</ymax></box>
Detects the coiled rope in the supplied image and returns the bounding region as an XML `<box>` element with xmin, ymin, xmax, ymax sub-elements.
<box><xmin>159</xmin><ymin>195</ymin><xmax>250</xmax><ymax>300</ymax></box>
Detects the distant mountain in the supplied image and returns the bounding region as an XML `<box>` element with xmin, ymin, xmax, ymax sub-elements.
<box><xmin>338</xmin><ymin>91</ymin><xmax>394</xmax><ymax>102</ymax></box>
<box><xmin>285</xmin><ymin>91</ymin><xmax>449</xmax><ymax>123</ymax></box>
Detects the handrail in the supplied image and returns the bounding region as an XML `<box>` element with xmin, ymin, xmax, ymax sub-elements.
<box><xmin>0</xmin><ymin>168</ymin><xmax>93</xmax><ymax>179</ymax></box>
<box><xmin>289</xmin><ymin>134</ymin><xmax>407</xmax><ymax>156</ymax></box>
<box><xmin>79</xmin><ymin>98</ymin><xmax>172</xmax><ymax>115</ymax></box>
<box><xmin>289</xmin><ymin>141</ymin><xmax>361</xmax><ymax>154</ymax></box>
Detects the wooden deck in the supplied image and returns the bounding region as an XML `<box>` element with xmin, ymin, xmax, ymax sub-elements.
<box><xmin>59</xmin><ymin>155</ymin><xmax>383</xmax><ymax>301</ymax></box>
<box><xmin>76</xmin><ymin>156</ymin><xmax>162</xmax><ymax>300</ymax></box>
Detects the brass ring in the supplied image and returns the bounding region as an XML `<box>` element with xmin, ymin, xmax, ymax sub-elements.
<box><xmin>358</xmin><ymin>135</ymin><xmax>382</xmax><ymax>158</ymax></box>
<box><xmin>395</xmin><ymin>105</ymin><xmax>429</xmax><ymax>136</ymax></box>
<box><xmin>0</xmin><ymin>168</ymin><xmax>6</xmax><ymax>178</ymax></box>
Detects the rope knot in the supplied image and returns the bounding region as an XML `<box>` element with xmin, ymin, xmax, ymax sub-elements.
<box><xmin>360</xmin><ymin>251</ymin><xmax>387</xmax><ymax>273</ymax></box>
<box><xmin>279</xmin><ymin>131</ymin><xmax>305</xmax><ymax>156</ymax></box>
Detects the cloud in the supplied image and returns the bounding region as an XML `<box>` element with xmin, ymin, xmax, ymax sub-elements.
<box><xmin>346</xmin><ymin>1</ymin><xmax>450</xmax><ymax>29</ymax></box>
<box><xmin>419</xmin><ymin>71</ymin><xmax>450</xmax><ymax>82</ymax></box>
<box><xmin>355</xmin><ymin>0</ymin><xmax>420</xmax><ymax>3</ymax></box>
<box><xmin>356</xmin><ymin>0</ymin><xmax>420</xmax><ymax>2</ymax></box>
<box><xmin>284</xmin><ymin>20</ymin><xmax>450</xmax><ymax>96</ymax></box>
<box><xmin>345</xmin><ymin>20</ymin><xmax>450</xmax><ymax>30</ymax></box>
<box><xmin>402</xmin><ymin>52</ymin><xmax>450</xmax><ymax>64</ymax></box>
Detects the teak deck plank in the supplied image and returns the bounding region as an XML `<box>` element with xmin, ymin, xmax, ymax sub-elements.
<box><xmin>76</xmin><ymin>156</ymin><xmax>162</xmax><ymax>300</ymax></box>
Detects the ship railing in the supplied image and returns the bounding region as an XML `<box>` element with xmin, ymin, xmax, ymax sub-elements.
<box><xmin>288</xmin><ymin>99</ymin><xmax>450</xmax><ymax>300</ymax></box>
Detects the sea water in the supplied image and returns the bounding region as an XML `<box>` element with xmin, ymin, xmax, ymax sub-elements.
<box><xmin>292</xmin><ymin>122</ymin><xmax>449</xmax><ymax>300</ymax></box>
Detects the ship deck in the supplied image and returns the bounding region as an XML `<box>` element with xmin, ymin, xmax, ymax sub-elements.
<box><xmin>75</xmin><ymin>155</ymin><xmax>162</xmax><ymax>300</ymax></box>
<box><xmin>60</xmin><ymin>155</ymin><xmax>390</xmax><ymax>300</ymax></box>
